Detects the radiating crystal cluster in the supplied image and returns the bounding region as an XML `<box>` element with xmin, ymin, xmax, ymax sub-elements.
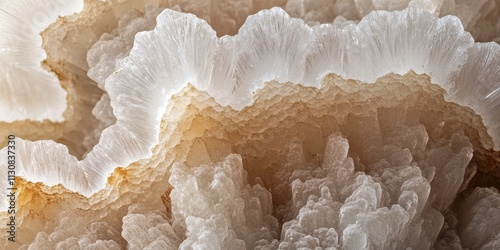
<box><xmin>0</xmin><ymin>0</ymin><xmax>499</xmax><ymax>249</ymax></box>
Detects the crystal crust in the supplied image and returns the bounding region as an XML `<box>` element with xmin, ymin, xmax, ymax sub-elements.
<box><xmin>0</xmin><ymin>1</ymin><xmax>499</xmax><ymax>249</ymax></box>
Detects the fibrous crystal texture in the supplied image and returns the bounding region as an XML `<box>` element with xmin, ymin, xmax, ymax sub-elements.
<box><xmin>0</xmin><ymin>0</ymin><xmax>499</xmax><ymax>249</ymax></box>
<box><xmin>0</xmin><ymin>0</ymin><xmax>83</xmax><ymax>122</ymax></box>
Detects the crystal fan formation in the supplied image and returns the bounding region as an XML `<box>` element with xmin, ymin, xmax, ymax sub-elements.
<box><xmin>0</xmin><ymin>0</ymin><xmax>499</xmax><ymax>249</ymax></box>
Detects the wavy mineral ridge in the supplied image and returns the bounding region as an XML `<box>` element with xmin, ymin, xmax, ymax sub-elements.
<box><xmin>0</xmin><ymin>0</ymin><xmax>500</xmax><ymax>249</ymax></box>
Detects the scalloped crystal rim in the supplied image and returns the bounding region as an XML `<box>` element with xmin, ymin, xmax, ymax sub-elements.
<box><xmin>0</xmin><ymin>6</ymin><xmax>499</xmax><ymax>210</ymax></box>
<box><xmin>0</xmin><ymin>0</ymin><xmax>84</xmax><ymax>122</ymax></box>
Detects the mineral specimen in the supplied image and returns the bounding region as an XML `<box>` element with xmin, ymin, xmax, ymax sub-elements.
<box><xmin>0</xmin><ymin>0</ymin><xmax>499</xmax><ymax>249</ymax></box>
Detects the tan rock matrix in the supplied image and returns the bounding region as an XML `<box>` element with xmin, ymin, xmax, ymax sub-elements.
<box><xmin>0</xmin><ymin>0</ymin><xmax>499</xmax><ymax>249</ymax></box>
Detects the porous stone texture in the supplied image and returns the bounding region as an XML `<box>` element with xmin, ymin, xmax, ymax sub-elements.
<box><xmin>0</xmin><ymin>0</ymin><xmax>499</xmax><ymax>249</ymax></box>
<box><xmin>3</xmin><ymin>0</ymin><xmax>499</xmax><ymax>159</ymax></box>
<box><xmin>0</xmin><ymin>0</ymin><xmax>288</xmax><ymax>159</ymax></box>
<box><xmin>0</xmin><ymin>73</ymin><xmax>498</xmax><ymax>249</ymax></box>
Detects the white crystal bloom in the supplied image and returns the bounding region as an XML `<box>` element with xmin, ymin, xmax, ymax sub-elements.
<box><xmin>0</xmin><ymin>0</ymin><xmax>83</xmax><ymax>122</ymax></box>
<box><xmin>0</xmin><ymin>0</ymin><xmax>499</xmax><ymax>249</ymax></box>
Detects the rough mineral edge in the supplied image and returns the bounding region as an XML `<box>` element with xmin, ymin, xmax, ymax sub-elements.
<box><xmin>31</xmin><ymin>0</ymin><xmax>289</xmax><ymax>159</ymax></box>
<box><xmin>284</xmin><ymin>0</ymin><xmax>500</xmax><ymax>43</ymax></box>
<box><xmin>107</xmin><ymin>6</ymin><xmax>499</xmax><ymax>188</ymax></box>
<box><xmin>0</xmin><ymin>73</ymin><xmax>487</xmax><ymax>248</ymax></box>
<box><xmin>30</xmin><ymin>0</ymin><xmax>500</xmax><ymax>159</ymax></box>
<box><xmin>0</xmin><ymin>0</ymin><xmax>83</xmax><ymax>122</ymax></box>
<box><xmin>2</xmin><ymin>0</ymin><xmax>498</xmax><ymax>123</ymax></box>
<box><xmin>86</xmin><ymin>5</ymin><xmax>163</xmax><ymax>90</ymax></box>
<box><xmin>83</xmin><ymin>5</ymin><xmax>162</xmax><ymax>151</ymax></box>
<box><xmin>2</xmin><ymin>0</ymin><xmax>493</xmax><ymax>164</ymax></box>
<box><xmin>0</xmin><ymin>6</ymin><xmax>499</xmax><ymax>210</ymax></box>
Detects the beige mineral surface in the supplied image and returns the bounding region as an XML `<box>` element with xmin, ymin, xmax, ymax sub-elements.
<box><xmin>0</xmin><ymin>0</ymin><xmax>499</xmax><ymax>249</ymax></box>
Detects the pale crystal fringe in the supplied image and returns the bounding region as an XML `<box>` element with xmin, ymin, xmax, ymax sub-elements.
<box><xmin>0</xmin><ymin>0</ymin><xmax>84</xmax><ymax>122</ymax></box>
<box><xmin>0</xmin><ymin>7</ymin><xmax>499</xmax><ymax>210</ymax></box>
